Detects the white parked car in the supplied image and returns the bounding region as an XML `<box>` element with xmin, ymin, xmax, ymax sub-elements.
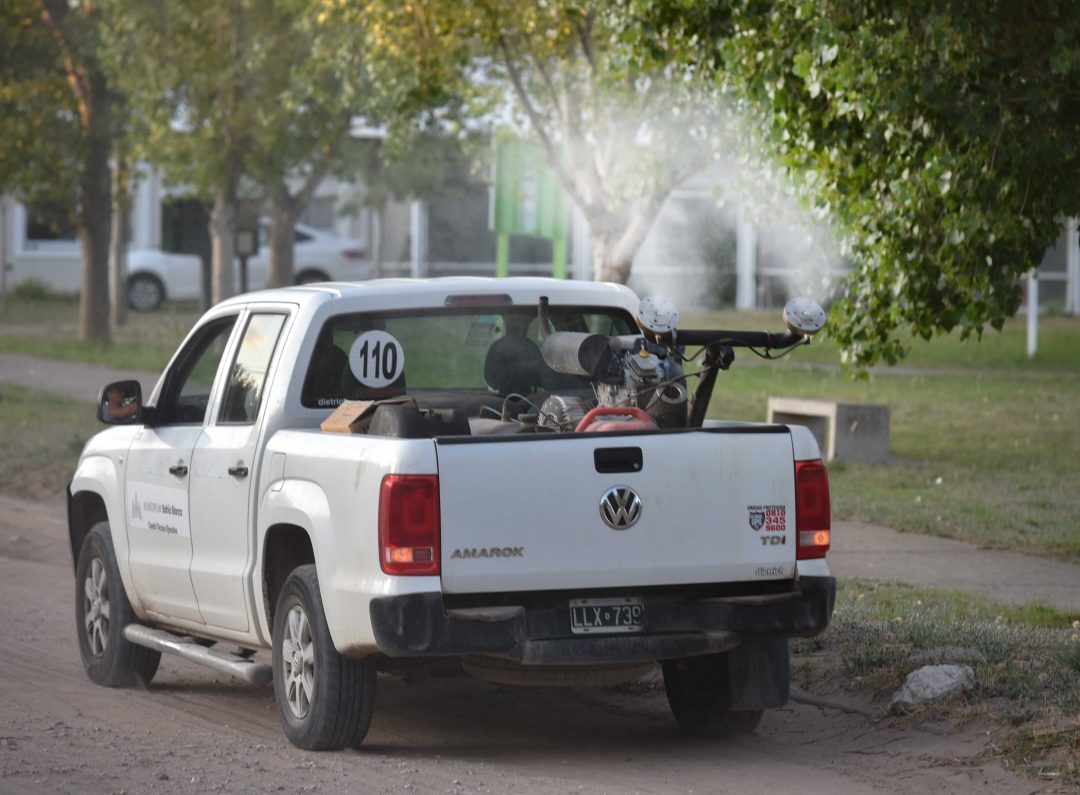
<box><xmin>125</xmin><ymin>222</ymin><xmax>370</xmax><ymax>311</ymax></box>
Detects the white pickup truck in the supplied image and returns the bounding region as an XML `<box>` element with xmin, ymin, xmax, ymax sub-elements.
<box><xmin>68</xmin><ymin>277</ymin><xmax>835</xmax><ymax>751</ymax></box>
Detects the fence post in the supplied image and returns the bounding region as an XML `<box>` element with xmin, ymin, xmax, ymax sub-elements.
<box><xmin>1026</xmin><ymin>269</ymin><xmax>1039</xmax><ymax>359</ymax></box>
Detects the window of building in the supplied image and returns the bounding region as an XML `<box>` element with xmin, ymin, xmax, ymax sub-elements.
<box><xmin>25</xmin><ymin>201</ymin><xmax>77</xmax><ymax>242</ymax></box>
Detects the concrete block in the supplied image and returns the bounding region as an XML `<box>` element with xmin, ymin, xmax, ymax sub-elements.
<box><xmin>767</xmin><ymin>397</ymin><xmax>890</xmax><ymax>464</ymax></box>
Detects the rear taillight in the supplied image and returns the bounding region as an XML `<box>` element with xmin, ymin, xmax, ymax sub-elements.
<box><xmin>378</xmin><ymin>475</ymin><xmax>440</xmax><ymax>575</ymax></box>
<box><xmin>795</xmin><ymin>459</ymin><xmax>830</xmax><ymax>559</ymax></box>
<box><xmin>342</xmin><ymin>248</ymin><xmax>365</xmax><ymax>261</ymax></box>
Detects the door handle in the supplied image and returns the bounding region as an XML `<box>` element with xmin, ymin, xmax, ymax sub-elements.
<box><xmin>169</xmin><ymin>464</ymin><xmax>188</xmax><ymax>478</ymax></box>
<box><xmin>228</xmin><ymin>465</ymin><xmax>249</xmax><ymax>478</ymax></box>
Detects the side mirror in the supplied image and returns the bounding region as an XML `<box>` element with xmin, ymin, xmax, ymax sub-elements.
<box><xmin>97</xmin><ymin>380</ymin><xmax>143</xmax><ymax>425</ymax></box>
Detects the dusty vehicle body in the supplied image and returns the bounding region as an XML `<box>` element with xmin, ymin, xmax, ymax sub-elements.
<box><xmin>69</xmin><ymin>277</ymin><xmax>834</xmax><ymax>749</ymax></box>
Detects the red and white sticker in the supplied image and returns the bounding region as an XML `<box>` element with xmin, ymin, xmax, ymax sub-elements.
<box><xmin>747</xmin><ymin>504</ymin><xmax>787</xmax><ymax>532</ymax></box>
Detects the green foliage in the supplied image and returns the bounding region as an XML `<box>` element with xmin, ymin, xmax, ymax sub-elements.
<box><xmin>351</xmin><ymin>129</ymin><xmax>486</xmax><ymax>211</ymax></box>
<box><xmin>0</xmin><ymin>1</ymin><xmax>117</xmax><ymax>199</ymax></box>
<box><xmin>0</xmin><ymin>0</ymin><xmax>118</xmax><ymax>343</ymax></box>
<box><xmin>0</xmin><ymin>3</ymin><xmax>73</xmax><ymax>202</ymax></box>
<box><xmin>102</xmin><ymin>1</ymin><xmax>257</xmax><ymax>200</ymax></box>
<box><xmin>0</xmin><ymin>1</ymin><xmax>87</xmax><ymax>204</ymax></box>
<box><xmin>241</xmin><ymin>1</ymin><xmax>371</xmax><ymax>201</ymax></box>
<box><xmin>102</xmin><ymin>0</ymin><xmax>391</xmax><ymax>295</ymax></box>
<box><xmin>635</xmin><ymin>0</ymin><xmax>1080</xmax><ymax>367</ymax></box>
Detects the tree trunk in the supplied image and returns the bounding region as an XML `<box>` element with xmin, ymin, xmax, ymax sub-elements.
<box><xmin>585</xmin><ymin>194</ymin><xmax>665</xmax><ymax>284</ymax></box>
<box><xmin>589</xmin><ymin>225</ymin><xmax>634</xmax><ymax>283</ymax></box>
<box><xmin>266</xmin><ymin>189</ymin><xmax>298</xmax><ymax>288</ymax></box>
<box><xmin>109</xmin><ymin>151</ymin><xmax>130</xmax><ymax>328</ymax></box>
<box><xmin>209</xmin><ymin>190</ymin><xmax>236</xmax><ymax>306</ymax></box>
<box><xmin>78</xmin><ymin>89</ymin><xmax>113</xmax><ymax>344</ymax></box>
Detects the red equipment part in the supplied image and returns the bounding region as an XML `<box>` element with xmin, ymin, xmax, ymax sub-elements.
<box><xmin>575</xmin><ymin>406</ymin><xmax>657</xmax><ymax>433</ymax></box>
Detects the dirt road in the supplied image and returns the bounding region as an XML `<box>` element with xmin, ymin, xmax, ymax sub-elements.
<box><xmin>0</xmin><ymin>495</ymin><xmax>1046</xmax><ymax>795</ymax></box>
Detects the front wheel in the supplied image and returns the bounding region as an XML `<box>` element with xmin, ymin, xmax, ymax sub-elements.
<box><xmin>272</xmin><ymin>565</ymin><xmax>376</xmax><ymax>750</ymax></box>
<box><xmin>75</xmin><ymin>523</ymin><xmax>161</xmax><ymax>687</ymax></box>
<box><xmin>662</xmin><ymin>654</ymin><xmax>764</xmax><ymax>737</ymax></box>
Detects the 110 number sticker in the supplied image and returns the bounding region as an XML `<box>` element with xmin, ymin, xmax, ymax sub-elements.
<box><xmin>348</xmin><ymin>331</ymin><xmax>405</xmax><ymax>388</ymax></box>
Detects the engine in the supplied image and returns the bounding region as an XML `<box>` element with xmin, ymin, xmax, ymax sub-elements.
<box><xmin>536</xmin><ymin>296</ymin><xmax>689</xmax><ymax>432</ymax></box>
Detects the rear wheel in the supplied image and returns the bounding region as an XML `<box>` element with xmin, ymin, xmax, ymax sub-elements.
<box><xmin>126</xmin><ymin>273</ymin><xmax>165</xmax><ymax>312</ymax></box>
<box><xmin>272</xmin><ymin>565</ymin><xmax>376</xmax><ymax>750</ymax></box>
<box><xmin>75</xmin><ymin>523</ymin><xmax>161</xmax><ymax>687</ymax></box>
<box><xmin>662</xmin><ymin>654</ymin><xmax>763</xmax><ymax>737</ymax></box>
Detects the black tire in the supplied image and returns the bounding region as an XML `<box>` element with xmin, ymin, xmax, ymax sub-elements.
<box><xmin>126</xmin><ymin>273</ymin><xmax>165</xmax><ymax>312</ymax></box>
<box><xmin>75</xmin><ymin>522</ymin><xmax>161</xmax><ymax>688</ymax></box>
<box><xmin>294</xmin><ymin>269</ymin><xmax>330</xmax><ymax>285</ymax></box>
<box><xmin>272</xmin><ymin>565</ymin><xmax>376</xmax><ymax>750</ymax></box>
<box><xmin>662</xmin><ymin>654</ymin><xmax>764</xmax><ymax>738</ymax></box>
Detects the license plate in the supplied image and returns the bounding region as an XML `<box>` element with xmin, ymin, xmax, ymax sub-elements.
<box><xmin>569</xmin><ymin>597</ymin><xmax>644</xmax><ymax>634</ymax></box>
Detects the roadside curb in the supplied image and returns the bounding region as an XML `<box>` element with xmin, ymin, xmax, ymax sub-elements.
<box><xmin>829</xmin><ymin>520</ymin><xmax>1080</xmax><ymax>613</ymax></box>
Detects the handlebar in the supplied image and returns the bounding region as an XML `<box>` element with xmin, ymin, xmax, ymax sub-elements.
<box><xmin>676</xmin><ymin>328</ymin><xmax>805</xmax><ymax>349</ymax></box>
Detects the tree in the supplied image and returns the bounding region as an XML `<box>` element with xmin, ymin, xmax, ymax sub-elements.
<box><xmin>360</xmin><ymin>0</ymin><xmax>717</xmax><ymax>283</ymax></box>
<box><xmin>350</xmin><ymin>128</ymin><xmax>487</xmax><ymax>277</ymax></box>
<box><xmin>108</xmin><ymin>1</ymin><xmax>384</xmax><ymax>300</ymax></box>
<box><xmin>0</xmin><ymin>0</ymin><xmax>117</xmax><ymax>342</ymax></box>
<box><xmin>105</xmin><ymin>0</ymin><xmax>259</xmax><ymax>307</ymax></box>
<box><xmin>245</xmin><ymin>3</ymin><xmax>367</xmax><ymax>288</ymax></box>
<box><xmin>636</xmin><ymin>0</ymin><xmax>1080</xmax><ymax>366</ymax></box>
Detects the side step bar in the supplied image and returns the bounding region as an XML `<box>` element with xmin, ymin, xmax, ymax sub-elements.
<box><xmin>124</xmin><ymin>625</ymin><xmax>272</xmax><ymax>685</ymax></box>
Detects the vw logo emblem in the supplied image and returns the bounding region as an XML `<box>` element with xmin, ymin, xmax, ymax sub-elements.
<box><xmin>600</xmin><ymin>486</ymin><xmax>642</xmax><ymax>530</ymax></box>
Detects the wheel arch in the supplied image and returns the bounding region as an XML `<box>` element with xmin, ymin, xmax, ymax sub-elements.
<box><xmin>257</xmin><ymin>476</ymin><xmax>333</xmax><ymax>636</ymax></box>
<box><xmin>68</xmin><ymin>453</ymin><xmax>129</xmax><ymax>574</ymax></box>
<box><xmin>262</xmin><ymin>522</ymin><xmax>316</xmax><ymax>628</ymax></box>
<box><xmin>67</xmin><ymin>488</ymin><xmax>109</xmax><ymax>574</ymax></box>
<box><xmin>126</xmin><ymin>268</ymin><xmax>167</xmax><ymax>290</ymax></box>
<box><xmin>294</xmin><ymin>267</ymin><xmax>330</xmax><ymax>285</ymax></box>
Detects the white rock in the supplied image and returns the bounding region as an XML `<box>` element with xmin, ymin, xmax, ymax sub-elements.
<box><xmin>889</xmin><ymin>664</ymin><xmax>975</xmax><ymax>713</ymax></box>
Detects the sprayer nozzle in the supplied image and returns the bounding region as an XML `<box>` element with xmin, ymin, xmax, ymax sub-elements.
<box><xmin>782</xmin><ymin>297</ymin><xmax>826</xmax><ymax>336</ymax></box>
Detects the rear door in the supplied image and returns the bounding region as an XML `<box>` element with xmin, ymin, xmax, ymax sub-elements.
<box><xmin>188</xmin><ymin>310</ymin><xmax>290</xmax><ymax>632</ymax></box>
<box><xmin>437</xmin><ymin>428</ymin><xmax>796</xmax><ymax>594</ymax></box>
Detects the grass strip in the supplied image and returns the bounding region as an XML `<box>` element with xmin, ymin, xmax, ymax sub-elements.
<box><xmin>0</xmin><ymin>296</ymin><xmax>198</xmax><ymax>373</ymax></box>
<box><xmin>0</xmin><ymin>382</ymin><xmax>100</xmax><ymax>500</ymax></box>
<box><xmin>795</xmin><ymin>578</ymin><xmax>1080</xmax><ymax>781</ymax></box>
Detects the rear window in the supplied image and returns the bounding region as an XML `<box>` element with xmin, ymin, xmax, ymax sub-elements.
<box><xmin>300</xmin><ymin>304</ymin><xmax>635</xmax><ymax>409</ymax></box>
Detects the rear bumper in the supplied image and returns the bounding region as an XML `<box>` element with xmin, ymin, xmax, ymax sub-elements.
<box><xmin>369</xmin><ymin>575</ymin><xmax>835</xmax><ymax>665</ymax></box>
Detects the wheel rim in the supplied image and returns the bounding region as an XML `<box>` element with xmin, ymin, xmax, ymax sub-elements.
<box><xmin>82</xmin><ymin>557</ymin><xmax>110</xmax><ymax>657</ymax></box>
<box><xmin>281</xmin><ymin>604</ymin><xmax>315</xmax><ymax>719</ymax></box>
<box><xmin>128</xmin><ymin>278</ymin><xmax>161</xmax><ymax>311</ymax></box>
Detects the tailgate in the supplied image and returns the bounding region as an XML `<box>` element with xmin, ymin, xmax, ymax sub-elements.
<box><xmin>436</xmin><ymin>428</ymin><xmax>796</xmax><ymax>594</ymax></box>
